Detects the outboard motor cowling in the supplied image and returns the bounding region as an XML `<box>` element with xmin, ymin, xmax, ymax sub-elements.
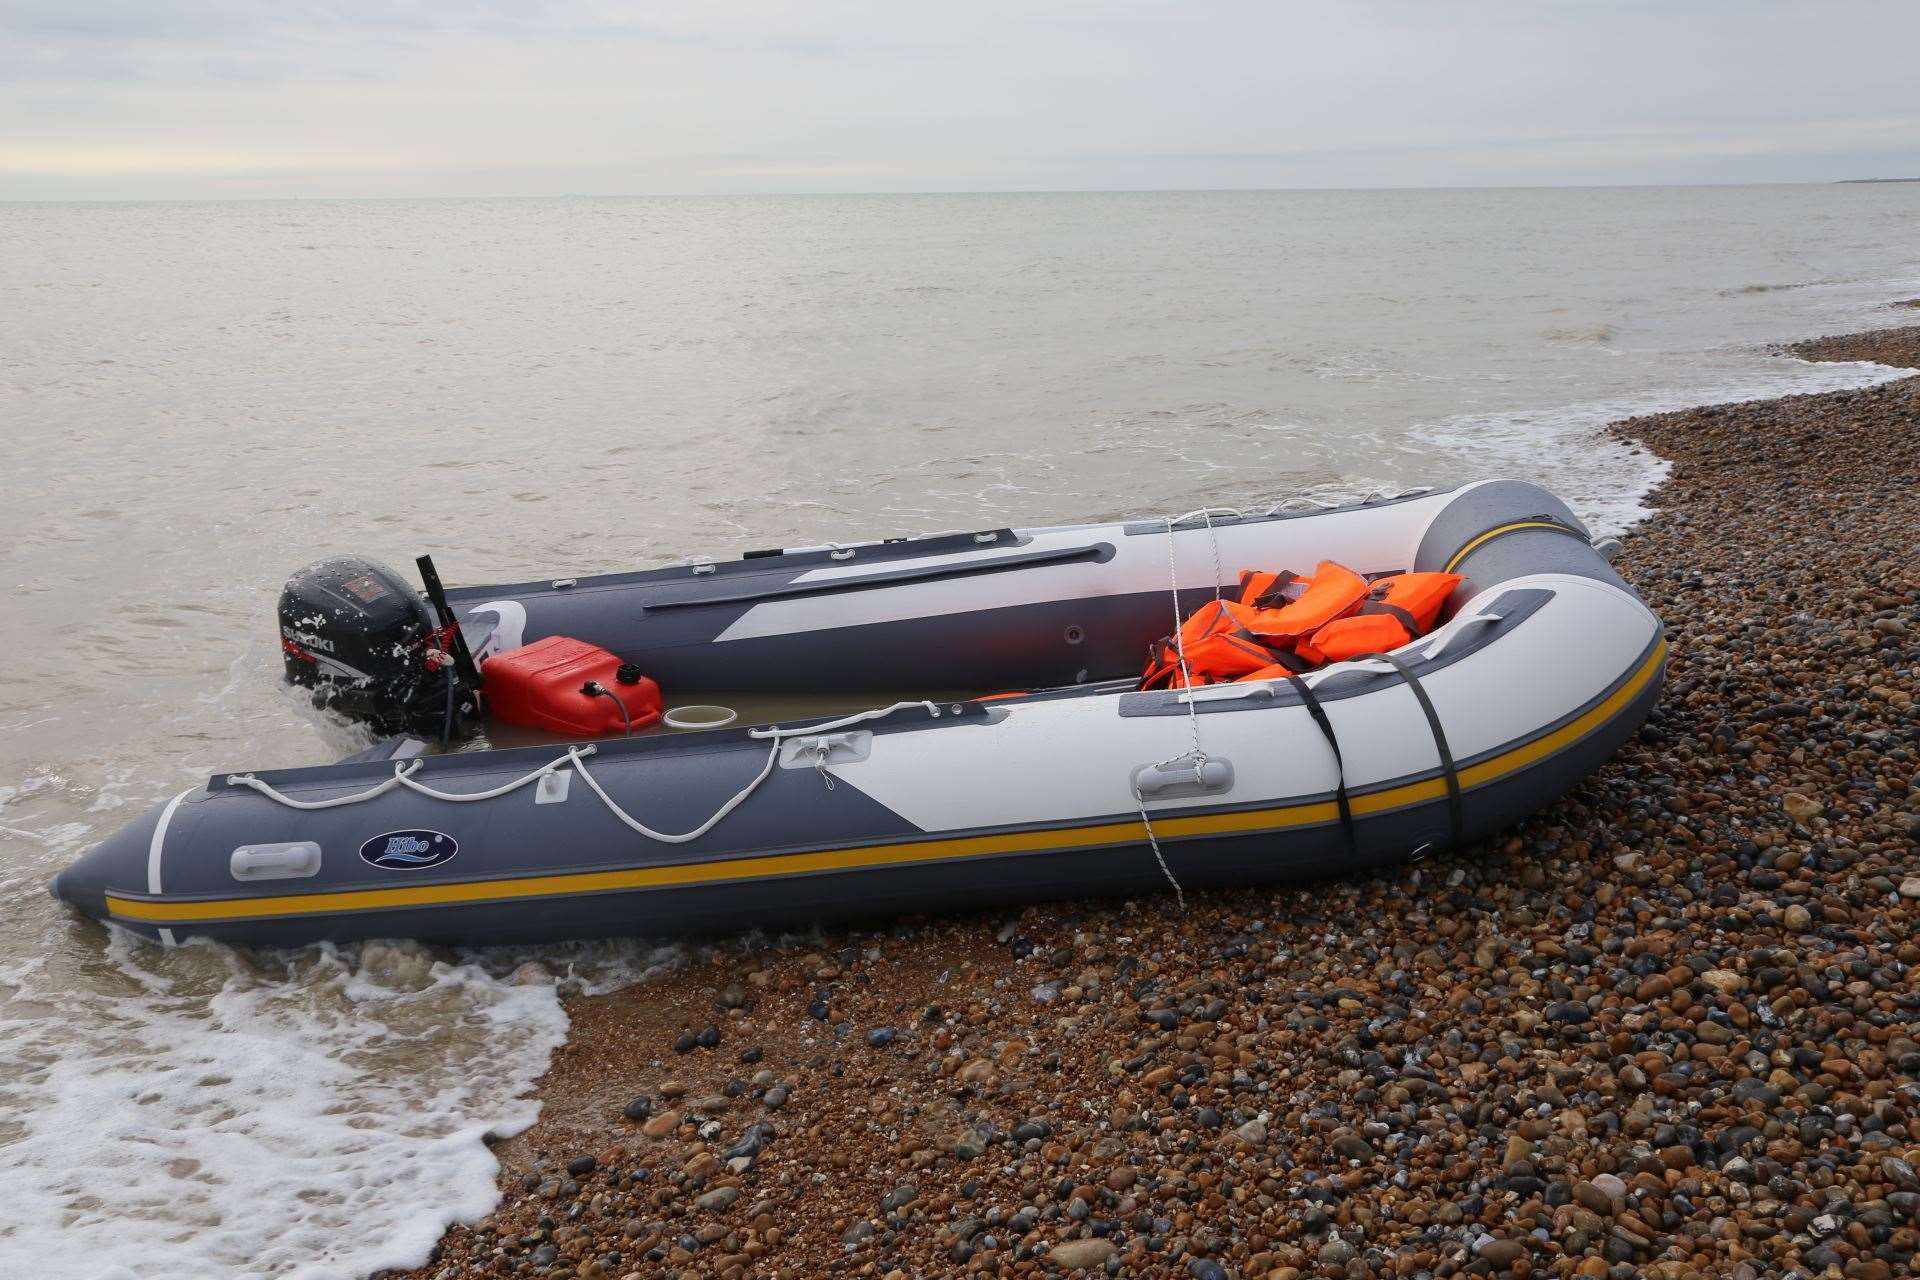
<box><xmin>279</xmin><ymin>556</ymin><xmax>456</xmax><ymax>733</ymax></box>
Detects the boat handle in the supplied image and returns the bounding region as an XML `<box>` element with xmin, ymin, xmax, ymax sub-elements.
<box><xmin>1420</xmin><ymin>611</ymin><xmax>1505</xmax><ymax>662</ymax></box>
<box><xmin>777</xmin><ymin>731</ymin><xmax>873</xmax><ymax>771</ymax></box>
<box><xmin>1131</xmin><ymin>756</ymin><xmax>1233</xmax><ymax>800</ymax></box>
<box><xmin>230</xmin><ymin>842</ymin><xmax>323</xmax><ymax>881</ymax></box>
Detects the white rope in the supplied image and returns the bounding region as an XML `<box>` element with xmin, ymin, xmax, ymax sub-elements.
<box><xmin>1170</xmin><ymin>506</ymin><xmax>1242</xmax><ymax>525</ymax></box>
<box><xmin>566</xmin><ymin>742</ymin><xmax>779</xmax><ymax>845</ymax></box>
<box><xmin>225</xmin><ymin>704</ymin><xmax>944</xmax><ymax>843</ymax></box>
<box><xmin>564</xmin><ymin>699</ymin><xmax>943</xmax><ymax>848</ymax></box>
<box><xmin>225</xmin><ymin>760</ymin><xmax>425</xmax><ymax>810</ymax></box>
<box><xmin>1159</xmin><ymin>516</ymin><xmax>1204</xmax><ymax>762</ymax></box>
<box><xmin>1134</xmin><ymin>794</ymin><xmax>1185</xmax><ymax>911</ymax></box>
<box><xmin>748</xmin><ymin>700</ymin><xmax>941</xmax><ymax>740</ymax></box>
<box><xmin>1201</xmin><ymin>506</ymin><xmax>1223</xmax><ymax>605</ymax></box>
<box><xmin>1265</xmin><ymin>495</ymin><xmax>1343</xmax><ymax>515</ymax></box>
<box><xmin>228</xmin><ymin>751</ymin><xmax>592</xmax><ymax>809</ymax></box>
<box><xmin>1262</xmin><ymin>485</ymin><xmax>1433</xmax><ymax>517</ymax></box>
<box><xmin>394</xmin><ymin>749</ymin><xmax>596</xmax><ymax>801</ymax></box>
<box><xmin>1142</xmin><ymin>516</ymin><xmax>1203</xmax><ymax>907</ymax></box>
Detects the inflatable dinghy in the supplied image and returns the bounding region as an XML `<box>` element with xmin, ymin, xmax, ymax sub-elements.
<box><xmin>52</xmin><ymin>480</ymin><xmax>1664</xmax><ymax>947</ymax></box>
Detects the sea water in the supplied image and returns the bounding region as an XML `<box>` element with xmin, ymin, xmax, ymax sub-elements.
<box><xmin>1</xmin><ymin>185</ymin><xmax>1916</xmax><ymax>1278</ymax></box>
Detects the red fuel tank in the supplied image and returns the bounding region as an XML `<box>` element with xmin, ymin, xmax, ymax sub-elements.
<box><xmin>482</xmin><ymin>636</ymin><xmax>662</xmax><ymax>737</ymax></box>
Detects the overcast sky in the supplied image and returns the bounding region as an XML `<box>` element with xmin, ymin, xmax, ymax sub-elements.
<box><xmin>5</xmin><ymin>0</ymin><xmax>1920</xmax><ymax>200</ymax></box>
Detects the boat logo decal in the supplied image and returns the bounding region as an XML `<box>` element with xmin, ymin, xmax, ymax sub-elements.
<box><xmin>360</xmin><ymin>829</ymin><xmax>459</xmax><ymax>870</ymax></box>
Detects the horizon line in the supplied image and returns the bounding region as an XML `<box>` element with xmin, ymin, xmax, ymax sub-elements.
<box><xmin>2</xmin><ymin>176</ymin><xmax>1896</xmax><ymax>206</ymax></box>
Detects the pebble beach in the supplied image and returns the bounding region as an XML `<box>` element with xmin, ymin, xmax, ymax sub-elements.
<box><xmin>402</xmin><ymin>318</ymin><xmax>1918</xmax><ymax>1280</ymax></box>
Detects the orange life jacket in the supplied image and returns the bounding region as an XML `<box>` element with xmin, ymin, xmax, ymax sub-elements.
<box><xmin>1145</xmin><ymin>592</ymin><xmax>1350</xmax><ymax>688</ymax></box>
<box><xmin>1141</xmin><ymin>598</ymin><xmax>1298</xmax><ymax>689</ymax></box>
<box><xmin>1296</xmin><ymin>571</ymin><xmax>1462</xmax><ymax>664</ymax></box>
<box><xmin>1142</xmin><ymin>563</ymin><xmax>1371</xmax><ymax>689</ymax></box>
<box><xmin>1147</xmin><ymin>636</ymin><xmax>1313</xmax><ymax>688</ymax></box>
<box><xmin>1236</xmin><ymin>569</ymin><xmax>1302</xmax><ymax>609</ymax></box>
<box><xmin>1241</xmin><ymin>561</ymin><xmax>1371</xmax><ymax>645</ymax></box>
<box><xmin>1141</xmin><ymin>561</ymin><xmax>1450</xmax><ymax>690</ymax></box>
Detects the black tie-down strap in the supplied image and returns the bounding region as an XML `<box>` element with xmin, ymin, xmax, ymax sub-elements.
<box><xmin>1282</xmin><ymin>674</ymin><xmax>1355</xmax><ymax>855</ymax></box>
<box><xmin>1355</xmin><ymin>651</ymin><xmax>1464</xmax><ymax>852</ymax></box>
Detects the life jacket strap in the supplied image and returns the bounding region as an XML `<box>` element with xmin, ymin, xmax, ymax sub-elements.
<box><xmin>1359</xmin><ymin>599</ymin><xmax>1420</xmax><ymax>635</ymax></box>
<box><xmin>1355</xmin><ymin>651</ymin><xmax>1463</xmax><ymax>851</ymax></box>
<box><xmin>1282</xmin><ymin>674</ymin><xmax>1353</xmax><ymax>856</ymax></box>
<box><xmin>1247</xmin><ymin>570</ymin><xmax>1300</xmax><ymax>609</ymax></box>
<box><xmin>1140</xmin><ymin>639</ymin><xmax>1180</xmax><ymax>690</ymax></box>
<box><xmin>1261</xmin><ymin>647</ymin><xmax>1313</xmax><ymax>674</ymax></box>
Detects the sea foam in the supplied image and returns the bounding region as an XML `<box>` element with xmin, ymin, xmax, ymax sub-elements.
<box><xmin>0</xmin><ymin>932</ymin><xmax>679</xmax><ymax>1280</ymax></box>
<box><xmin>1412</xmin><ymin>357</ymin><xmax>1916</xmax><ymax>539</ymax></box>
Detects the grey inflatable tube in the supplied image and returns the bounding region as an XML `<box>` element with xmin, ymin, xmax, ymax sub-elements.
<box><xmin>53</xmin><ymin>480</ymin><xmax>1665</xmax><ymax>948</ymax></box>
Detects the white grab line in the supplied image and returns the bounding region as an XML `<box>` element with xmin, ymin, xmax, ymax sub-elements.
<box><xmin>225</xmin><ymin>702</ymin><xmax>945</xmax><ymax>846</ymax></box>
<box><xmin>146</xmin><ymin>789</ymin><xmax>192</xmax><ymax>894</ymax></box>
<box><xmin>147</xmin><ymin>788</ymin><xmax>193</xmax><ymax>947</ymax></box>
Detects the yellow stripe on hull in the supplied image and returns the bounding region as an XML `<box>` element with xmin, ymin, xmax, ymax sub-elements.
<box><xmin>107</xmin><ymin>640</ymin><xmax>1665</xmax><ymax>927</ymax></box>
<box><xmin>1444</xmin><ymin>520</ymin><xmax>1583</xmax><ymax>573</ymax></box>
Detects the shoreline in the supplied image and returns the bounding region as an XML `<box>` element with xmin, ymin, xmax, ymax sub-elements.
<box><xmin>404</xmin><ymin>317</ymin><xmax>1918</xmax><ymax>1280</ymax></box>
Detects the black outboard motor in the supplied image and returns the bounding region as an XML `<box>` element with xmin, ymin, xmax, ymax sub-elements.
<box><xmin>278</xmin><ymin>556</ymin><xmax>477</xmax><ymax>735</ymax></box>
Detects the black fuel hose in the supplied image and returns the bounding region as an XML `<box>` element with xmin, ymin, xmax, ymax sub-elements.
<box><xmin>582</xmin><ymin>681</ymin><xmax>634</xmax><ymax>737</ymax></box>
